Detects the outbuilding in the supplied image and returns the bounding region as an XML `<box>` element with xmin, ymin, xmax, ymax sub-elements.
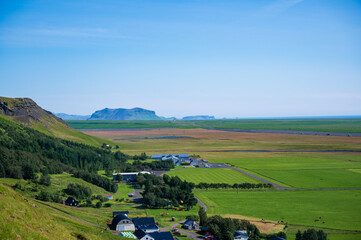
<box><xmin>112</xmin><ymin>214</ymin><xmax>135</xmax><ymax>232</ymax></box>
<box><xmin>65</xmin><ymin>197</ymin><xmax>78</xmax><ymax>207</ymax></box>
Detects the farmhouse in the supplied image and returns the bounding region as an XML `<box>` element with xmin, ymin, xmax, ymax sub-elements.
<box><xmin>112</xmin><ymin>214</ymin><xmax>135</xmax><ymax>231</ymax></box>
<box><xmin>134</xmin><ymin>229</ymin><xmax>174</xmax><ymax>240</ymax></box>
<box><xmin>133</xmin><ymin>217</ymin><xmax>159</xmax><ymax>233</ymax></box>
<box><xmin>64</xmin><ymin>197</ymin><xmax>78</xmax><ymax>207</ymax></box>
<box><xmin>234</xmin><ymin>231</ymin><xmax>249</xmax><ymax>240</ymax></box>
<box><xmin>151</xmin><ymin>154</ymin><xmax>189</xmax><ymax>160</ymax></box>
<box><xmin>182</xmin><ymin>219</ymin><xmax>199</xmax><ymax>230</ymax></box>
<box><xmin>113</xmin><ymin>171</ymin><xmax>151</xmax><ymax>181</ymax></box>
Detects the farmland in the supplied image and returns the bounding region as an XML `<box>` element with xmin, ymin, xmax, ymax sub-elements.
<box><xmin>76</xmin><ymin>123</ymin><xmax>361</xmax><ymax>239</ymax></box>
<box><xmin>164</xmin><ymin>168</ymin><xmax>262</xmax><ymax>184</ymax></box>
<box><xmin>67</xmin><ymin>119</ymin><xmax>361</xmax><ymax>133</ymax></box>
<box><xmin>194</xmin><ymin>189</ymin><xmax>361</xmax><ymax>232</ymax></box>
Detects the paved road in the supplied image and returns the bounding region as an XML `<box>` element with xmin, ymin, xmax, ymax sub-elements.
<box><xmin>195</xmin><ymin>196</ymin><xmax>207</xmax><ymax>212</ymax></box>
<box><xmin>132</xmin><ymin>183</ymin><xmax>144</xmax><ymax>203</ymax></box>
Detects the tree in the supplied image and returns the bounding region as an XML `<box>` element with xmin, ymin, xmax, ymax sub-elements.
<box><xmin>22</xmin><ymin>164</ymin><xmax>36</xmax><ymax>180</ymax></box>
<box><xmin>115</xmin><ymin>174</ymin><xmax>123</xmax><ymax>182</ymax></box>
<box><xmin>95</xmin><ymin>201</ymin><xmax>102</xmax><ymax>208</ymax></box>
<box><xmin>296</xmin><ymin>230</ymin><xmax>302</xmax><ymax>240</ymax></box>
<box><xmin>40</xmin><ymin>173</ymin><xmax>51</xmax><ymax>186</ymax></box>
<box><xmin>186</xmin><ymin>214</ymin><xmax>199</xmax><ymax>221</ymax></box>
<box><xmin>199</xmin><ymin>206</ymin><xmax>207</xmax><ymax>226</ymax></box>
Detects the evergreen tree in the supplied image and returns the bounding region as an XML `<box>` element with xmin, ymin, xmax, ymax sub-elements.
<box><xmin>199</xmin><ymin>207</ymin><xmax>208</xmax><ymax>226</ymax></box>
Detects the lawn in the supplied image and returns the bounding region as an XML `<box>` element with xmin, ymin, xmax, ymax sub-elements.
<box><xmin>194</xmin><ymin>189</ymin><xmax>361</xmax><ymax>231</ymax></box>
<box><xmin>164</xmin><ymin>168</ymin><xmax>261</xmax><ymax>184</ymax></box>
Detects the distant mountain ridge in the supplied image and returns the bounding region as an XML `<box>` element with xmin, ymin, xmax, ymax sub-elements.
<box><xmin>88</xmin><ymin>107</ymin><xmax>162</xmax><ymax>120</ymax></box>
<box><xmin>182</xmin><ymin>115</ymin><xmax>215</xmax><ymax>120</ymax></box>
<box><xmin>55</xmin><ymin>113</ymin><xmax>91</xmax><ymax>120</ymax></box>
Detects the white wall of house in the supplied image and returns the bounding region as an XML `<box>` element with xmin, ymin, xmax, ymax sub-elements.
<box><xmin>116</xmin><ymin>222</ymin><xmax>135</xmax><ymax>231</ymax></box>
<box><xmin>139</xmin><ymin>235</ymin><xmax>154</xmax><ymax>240</ymax></box>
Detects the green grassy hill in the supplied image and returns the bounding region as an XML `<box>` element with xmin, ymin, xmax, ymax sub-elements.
<box><xmin>0</xmin><ymin>96</ymin><xmax>114</xmax><ymax>147</ymax></box>
<box><xmin>0</xmin><ymin>183</ymin><xmax>120</xmax><ymax>240</ymax></box>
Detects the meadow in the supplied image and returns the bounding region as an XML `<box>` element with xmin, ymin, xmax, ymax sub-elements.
<box><xmin>194</xmin><ymin>189</ymin><xmax>361</xmax><ymax>232</ymax></box>
<box><xmin>66</xmin><ymin>119</ymin><xmax>361</xmax><ymax>133</ymax></box>
<box><xmin>164</xmin><ymin>168</ymin><xmax>262</xmax><ymax>184</ymax></box>
<box><xmin>195</xmin><ymin>119</ymin><xmax>361</xmax><ymax>133</ymax></box>
<box><xmin>67</xmin><ymin>120</ymin><xmax>196</xmax><ymax>129</ymax></box>
<box><xmin>76</xmin><ymin>126</ymin><xmax>361</xmax><ymax>238</ymax></box>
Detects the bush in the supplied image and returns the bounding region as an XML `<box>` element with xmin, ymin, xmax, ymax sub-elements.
<box><xmin>95</xmin><ymin>201</ymin><xmax>102</xmax><ymax>208</ymax></box>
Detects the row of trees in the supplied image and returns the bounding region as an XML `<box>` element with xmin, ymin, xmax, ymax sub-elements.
<box><xmin>0</xmin><ymin>117</ymin><xmax>174</xmax><ymax>193</ymax></box>
<box><xmin>196</xmin><ymin>182</ymin><xmax>273</xmax><ymax>190</ymax></box>
<box><xmin>136</xmin><ymin>174</ymin><xmax>198</xmax><ymax>209</ymax></box>
<box><xmin>198</xmin><ymin>207</ymin><xmax>287</xmax><ymax>240</ymax></box>
<box><xmin>296</xmin><ymin>229</ymin><xmax>327</xmax><ymax>240</ymax></box>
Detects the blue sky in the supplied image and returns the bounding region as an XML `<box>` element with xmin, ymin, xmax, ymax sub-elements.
<box><xmin>0</xmin><ymin>0</ymin><xmax>360</xmax><ymax>118</ymax></box>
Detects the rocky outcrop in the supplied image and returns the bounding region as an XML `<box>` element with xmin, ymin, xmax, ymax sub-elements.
<box><xmin>0</xmin><ymin>96</ymin><xmax>69</xmax><ymax>129</ymax></box>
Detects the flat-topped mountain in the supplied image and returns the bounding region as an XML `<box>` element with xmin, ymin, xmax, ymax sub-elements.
<box><xmin>88</xmin><ymin>107</ymin><xmax>162</xmax><ymax>120</ymax></box>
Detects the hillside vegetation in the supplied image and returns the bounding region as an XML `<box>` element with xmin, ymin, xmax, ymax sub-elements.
<box><xmin>0</xmin><ymin>96</ymin><xmax>114</xmax><ymax>147</ymax></box>
<box><xmin>0</xmin><ymin>183</ymin><xmax>120</xmax><ymax>240</ymax></box>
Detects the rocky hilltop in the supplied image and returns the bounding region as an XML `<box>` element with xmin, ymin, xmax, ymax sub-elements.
<box><xmin>0</xmin><ymin>97</ymin><xmax>68</xmax><ymax>128</ymax></box>
<box><xmin>88</xmin><ymin>107</ymin><xmax>162</xmax><ymax>120</ymax></box>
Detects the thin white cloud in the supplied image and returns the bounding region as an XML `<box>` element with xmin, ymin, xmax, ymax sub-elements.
<box><xmin>257</xmin><ymin>0</ymin><xmax>304</xmax><ymax>16</ymax></box>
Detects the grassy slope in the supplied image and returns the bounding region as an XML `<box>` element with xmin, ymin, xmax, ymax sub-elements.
<box><xmin>0</xmin><ymin>115</ymin><xmax>115</xmax><ymax>148</ymax></box>
<box><xmin>164</xmin><ymin>168</ymin><xmax>261</xmax><ymax>184</ymax></box>
<box><xmin>194</xmin><ymin>119</ymin><xmax>361</xmax><ymax>133</ymax></box>
<box><xmin>0</xmin><ymin>183</ymin><xmax>120</xmax><ymax>240</ymax></box>
<box><xmin>194</xmin><ymin>189</ymin><xmax>361</xmax><ymax>232</ymax></box>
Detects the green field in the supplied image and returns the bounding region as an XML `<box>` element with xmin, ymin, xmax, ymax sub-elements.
<box><xmin>67</xmin><ymin>119</ymin><xmax>361</xmax><ymax>133</ymax></box>
<box><xmin>208</xmin><ymin>154</ymin><xmax>361</xmax><ymax>188</ymax></box>
<box><xmin>195</xmin><ymin>189</ymin><xmax>361</xmax><ymax>232</ymax></box>
<box><xmin>67</xmin><ymin>120</ymin><xmax>196</xmax><ymax>129</ymax></box>
<box><xmin>195</xmin><ymin>119</ymin><xmax>361</xmax><ymax>133</ymax></box>
<box><xmin>164</xmin><ymin>168</ymin><xmax>261</xmax><ymax>184</ymax></box>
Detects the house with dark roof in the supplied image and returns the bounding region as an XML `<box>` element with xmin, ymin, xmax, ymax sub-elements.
<box><xmin>113</xmin><ymin>211</ymin><xmax>129</xmax><ymax>218</ymax></box>
<box><xmin>112</xmin><ymin>214</ymin><xmax>135</xmax><ymax>231</ymax></box>
<box><xmin>269</xmin><ymin>237</ymin><xmax>286</xmax><ymax>240</ymax></box>
<box><xmin>64</xmin><ymin>197</ymin><xmax>78</xmax><ymax>207</ymax></box>
<box><xmin>234</xmin><ymin>231</ymin><xmax>249</xmax><ymax>240</ymax></box>
<box><xmin>134</xmin><ymin>229</ymin><xmax>173</xmax><ymax>240</ymax></box>
<box><xmin>149</xmin><ymin>231</ymin><xmax>174</xmax><ymax>240</ymax></box>
<box><xmin>133</xmin><ymin>217</ymin><xmax>159</xmax><ymax>233</ymax></box>
<box><xmin>151</xmin><ymin>154</ymin><xmax>189</xmax><ymax>160</ymax></box>
<box><xmin>182</xmin><ymin>219</ymin><xmax>199</xmax><ymax>230</ymax></box>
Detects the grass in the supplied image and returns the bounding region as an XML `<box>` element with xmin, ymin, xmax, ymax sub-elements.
<box><xmin>194</xmin><ymin>189</ymin><xmax>361</xmax><ymax>231</ymax></box>
<box><xmin>193</xmin><ymin>119</ymin><xmax>361</xmax><ymax>133</ymax></box>
<box><xmin>210</xmin><ymin>155</ymin><xmax>361</xmax><ymax>188</ymax></box>
<box><xmin>164</xmin><ymin>168</ymin><xmax>262</xmax><ymax>184</ymax></box>
<box><xmin>67</xmin><ymin>120</ymin><xmax>197</xmax><ymax>129</ymax></box>
<box><xmin>0</xmin><ymin>183</ymin><xmax>120</xmax><ymax>240</ymax></box>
